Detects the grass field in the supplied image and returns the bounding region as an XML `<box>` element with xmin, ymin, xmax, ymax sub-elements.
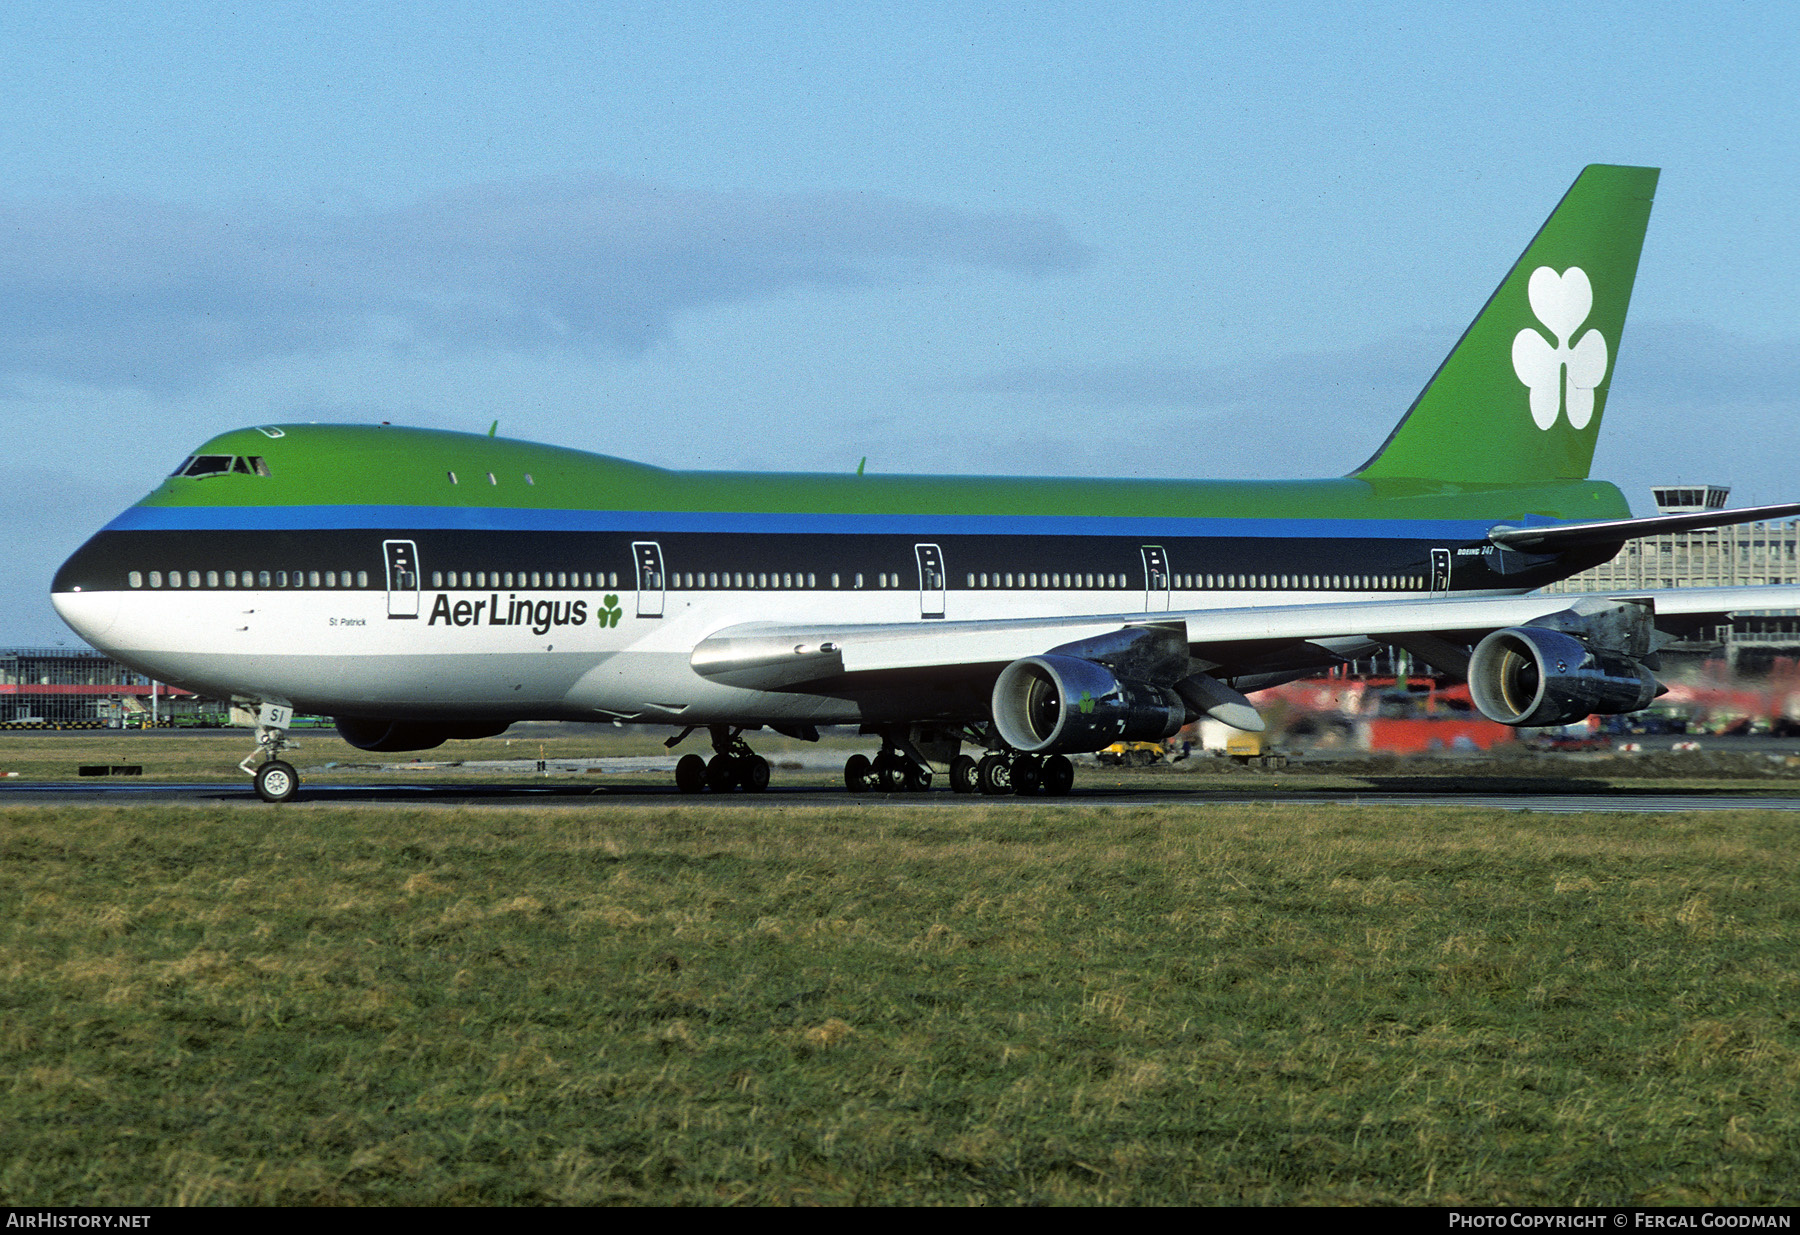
<box><xmin>1</xmin><ymin>798</ymin><xmax>1795</xmax><ymax>1204</ymax></box>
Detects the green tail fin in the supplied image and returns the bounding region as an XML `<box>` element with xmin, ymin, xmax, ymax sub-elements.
<box><xmin>1355</xmin><ymin>164</ymin><xmax>1659</xmax><ymax>485</ymax></box>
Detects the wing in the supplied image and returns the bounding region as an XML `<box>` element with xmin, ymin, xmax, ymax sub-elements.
<box><xmin>1488</xmin><ymin>502</ymin><xmax>1800</xmax><ymax>551</ymax></box>
<box><xmin>690</xmin><ymin>584</ymin><xmax>1800</xmax><ymax>691</ymax></box>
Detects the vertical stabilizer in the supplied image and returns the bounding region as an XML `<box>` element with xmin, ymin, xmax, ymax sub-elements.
<box><xmin>1356</xmin><ymin>164</ymin><xmax>1658</xmax><ymax>485</ymax></box>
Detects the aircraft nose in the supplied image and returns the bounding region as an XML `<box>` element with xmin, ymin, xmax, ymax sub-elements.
<box><xmin>52</xmin><ymin>586</ymin><xmax>121</xmax><ymax>646</ymax></box>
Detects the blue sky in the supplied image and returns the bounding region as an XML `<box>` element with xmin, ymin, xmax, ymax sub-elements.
<box><xmin>5</xmin><ymin>2</ymin><xmax>1797</xmax><ymax>642</ymax></box>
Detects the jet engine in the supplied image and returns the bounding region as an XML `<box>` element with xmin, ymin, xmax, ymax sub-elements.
<box><xmin>991</xmin><ymin>654</ymin><xmax>1185</xmax><ymax>755</ymax></box>
<box><xmin>1467</xmin><ymin>626</ymin><xmax>1658</xmax><ymax>727</ymax></box>
<box><xmin>334</xmin><ymin>717</ymin><xmax>512</xmax><ymax>752</ymax></box>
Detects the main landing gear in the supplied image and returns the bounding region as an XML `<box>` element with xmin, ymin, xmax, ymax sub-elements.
<box><xmin>671</xmin><ymin>726</ymin><xmax>771</xmax><ymax>794</ymax></box>
<box><xmin>238</xmin><ymin>703</ymin><xmax>300</xmax><ymax>803</ymax></box>
<box><xmin>842</xmin><ymin>725</ymin><xmax>1076</xmax><ymax>797</ymax></box>
<box><xmin>964</xmin><ymin>751</ymin><xmax>1075</xmax><ymax>797</ymax></box>
<box><xmin>843</xmin><ymin>745</ymin><xmax>933</xmax><ymax>792</ymax></box>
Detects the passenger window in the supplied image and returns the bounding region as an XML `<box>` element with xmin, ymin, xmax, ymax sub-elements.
<box><xmin>149</xmin><ymin>571</ymin><xmax>162</xmax><ymax>588</ymax></box>
<box><xmin>187</xmin><ymin>571</ymin><xmax>200</xmax><ymax>588</ymax></box>
<box><xmin>357</xmin><ymin>571</ymin><xmax>368</xmax><ymax>587</ymax></box>
<box><xmin>259</xmin><ymin>571</ymin><xmax>272</xmax><ymax>587</ymax></box>
<box><xmin>206</xmin><ymin>571</ymin><xmax>219</xmax><ymax>587</ymax></box>
<box><xmin>129</xmin><ymin>571</ymin><xmax>143</xmax><ymax>588</ymax></box>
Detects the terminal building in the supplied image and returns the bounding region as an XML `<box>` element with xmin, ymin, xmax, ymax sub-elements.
<box><xmin>0</xmin><ymin>646</ymin><xmax>205</xmax><ymax>728</ymax></box>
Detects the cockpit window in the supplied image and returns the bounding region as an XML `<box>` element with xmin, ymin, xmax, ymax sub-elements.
<box><xmin>180</xmin><ymin>455</ymin><xmax>235</xmax><ymax>477</ymax></box>
<box><xmin>173</xmin><ymin>455</ymin><xmax>271</xmax><ymax>478</ymax></box>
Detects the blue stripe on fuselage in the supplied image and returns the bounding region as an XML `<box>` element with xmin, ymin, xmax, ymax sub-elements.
<box><xmin>106</xmin><ymin>504</ymin><xmax>1497</xmax><ymax>541</ymax></box>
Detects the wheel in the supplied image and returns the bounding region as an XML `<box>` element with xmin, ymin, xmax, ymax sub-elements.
<box><xmin>1012</xmin><ymin>755</ymin><xmax>1042</xmax><ymax>795</ymax></box>
<box><xmin>738</xmin><ymin>754</ymin><xmax>771</xmax><ymax>792</ymax></box>
<box><xmin>1040</xmin><ymin>754</ymin><xmax>1075</xmax><ymax>797</ymax></box>
<box><xmin>844</xmin><ymin>753</ymin><xmax>873</xmax><ymax>793</ymax></box>
<box><xmin>705</xmin><ymin>754</ymin><xmax>736</xmax><ymax>792</ymax></box>
<box><xmin>874</xmin><ymin>750</ymin><xmax>906</xmax><ymax>791</ymax></box>
<box><xmin>977</xmin><ymin>754</ymin><xmax>1013</xmax><ymax>795</ymax></box>
<box><xmin>903</xmin><ymin>761</ymin><xmax>932</xmax><ymax>792</ymax></box>
<box><xmin>675</xmin><ymin>753</ymin><xmax>707</xmax><ymax>793</ymax></box>
<box><xmin>949</xmin><ymin>754</ymin><xmax>979</xmax><ymax>794</ymax></box>
<box><xmin>253</xmin><ymin>759</ymin><xmax>298</xmax><ymax>803</ymax></box>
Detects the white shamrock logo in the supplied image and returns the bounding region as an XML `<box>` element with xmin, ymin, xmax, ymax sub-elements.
<box><xmin>1511</xmin><ymin>266</ymin><xmax>1608</xmax><ymax>431</ymax></box>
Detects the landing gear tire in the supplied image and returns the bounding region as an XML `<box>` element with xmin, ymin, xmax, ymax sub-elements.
<box><xmin>903</xmin><ymin>761</ymin><xmax>932</xmax><ymax>792</ymax></box>
<box><xmin>845</xmin><ymin>753</ymin><xmax>874</xmax><ymax>793</ymax></box>
<box><xmin>873</xmin><ymin>750</ymin><xmax>906</xmax><ymax>792</ymax></box>
<box><xmin>950</xmin><ymin>755</ymin><xmax>979</xmax><ymax>794</ymax></box>
<box><xmin>1040</xmin><ymin>754</ymin><xmax>1075</xmax><ymax>797</ymax></box>
<box><xmin>977</xmin><ymin>754</ymin><xmax>1013</xmax><ymax>796</ymax></box>
<box><xmin>739</xmin><ymin>754</ymin><xmax>771</xmax><ymax>792</ymax></box>
<box><xmin>1012</xmin><ymin>755</ymin><xmax>1042</xmax><ymax>796</ymax></box>
<box><xmin>706</xmin><ymin>755</ymin><xmax>736</xmax><ymax>792</ymax></box>
<box><xmin>254</xmin><ymin>760</ymin><xmax>298</xmax><ymax>803</ymax></box>
<box><xmin>675</xmin><ymin>753</ymin><xmax>707</xmax><ymax>794</ymax></box>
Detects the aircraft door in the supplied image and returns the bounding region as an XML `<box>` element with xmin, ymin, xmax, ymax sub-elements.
<box><xmin>915</xmin><ymin>543</ymin><xmax>945</xmax><ymax>619</ymax></box>
<box><xmin>632</xmin><ymin>542</ymin><xmax>665</xmax><ymax>618</ymax></box>
<box><xmin>1431</xmin><ymin>548</ymin><xmax>1452</xmax><ymax>594</ymax></box>
<box><xmin>383</xmin><ymin>540</ymin><xmax>420</xmax><ymax>619</ymax></box>
<box><xmin>1141</xmin><ymin>545</ymin><xmax>1171</xmax><ymax>612</ymax></box>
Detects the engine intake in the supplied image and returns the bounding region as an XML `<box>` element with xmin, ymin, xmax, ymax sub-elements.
<box><xmin>991</xmin><ymin>654</ymin><xmax>1184</xmax><ymax>754</ymax></box>
<box><xmin>334</xmin><ymin>717</ymin><xmax>512</xmax><ymax>752</ymax></box>
<box><xmin>1467</xmin><ymin>627</ymin><xmax>1658</xmax><ymax>727</ymax></box>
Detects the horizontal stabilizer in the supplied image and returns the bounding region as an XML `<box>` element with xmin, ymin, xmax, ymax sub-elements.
<box><xmin>1489</xmin><ymin>501</ymin><xmax>1800</xmax><ymax>551</ymax></box>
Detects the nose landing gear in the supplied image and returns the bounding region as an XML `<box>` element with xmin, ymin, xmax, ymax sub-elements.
<box><xmin>237</xmin><ymin>703</ymin><xmax>300</xmax><ymax>803</ymax></box>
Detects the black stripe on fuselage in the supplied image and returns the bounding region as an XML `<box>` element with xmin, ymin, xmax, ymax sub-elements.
<box><xmin>53</xmin><ymin>527</ymin><xmax>1598</xmax><ymax>596</ymax></box>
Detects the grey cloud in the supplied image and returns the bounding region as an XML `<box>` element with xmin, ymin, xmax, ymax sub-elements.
<box><xmin>971</xmin><ymin>324</ymin><xmax>1800</xmax><ymax>418</ymax></box>
<box><xmin>967</xmin><ymin>336</ymin><xmax>1452</xmax><ymax>414</ymax></box>
<box><xmin>963</xmin><ymin>325</ymin><xmax>1800</xmax><ymax>483</ymax></box>
<box><xmin>0</xmin><ymin>180</ymin><xmax>1090</xmax><ymax>391</ymax></box>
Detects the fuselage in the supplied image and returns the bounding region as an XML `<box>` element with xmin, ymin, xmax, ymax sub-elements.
<box><xmin>51</xmin><ymin>423</ymin><xmax>1629</xmax><ymax>726</ymax></box>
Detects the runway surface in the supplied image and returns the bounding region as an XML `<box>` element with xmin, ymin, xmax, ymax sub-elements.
<box><xmin>8</xmin><ymin>778</ymin><xmax>1800</xmax><ymax>813</ymax></box>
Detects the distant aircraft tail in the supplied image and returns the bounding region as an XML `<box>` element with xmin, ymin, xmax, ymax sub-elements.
<box><xmin>1355</xmin><ymin>164</ymin><xmax>1659</xmax><ymax>485</ymax></box>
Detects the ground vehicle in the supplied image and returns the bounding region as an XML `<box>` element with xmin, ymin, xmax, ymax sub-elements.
<box><xmin>1096</xmin><ymin>741</ymin><xmax>1164</xmax><ymax>766</ymax></box>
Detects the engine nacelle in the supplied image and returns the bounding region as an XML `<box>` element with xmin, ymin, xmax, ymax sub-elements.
<box><xmin>1467</xmin><ymin>627</ymin><xmax>1658</xmax><ymax>727</ymax></box>
<box><xmin>991</xmin><ymin>654</ymin><xmax>1185</xmax><ymax>754</ymax></box>
<box><xmin>334</xmin><ymin>717</ymin><xmax>512</xmax><ymax>752</ymax></box>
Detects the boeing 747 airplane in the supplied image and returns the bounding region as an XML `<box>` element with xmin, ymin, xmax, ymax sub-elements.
<box><xmin>50</xmin><ymin>164</ymin><xmax>1800</xmax><ymax>800</ymax></box>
